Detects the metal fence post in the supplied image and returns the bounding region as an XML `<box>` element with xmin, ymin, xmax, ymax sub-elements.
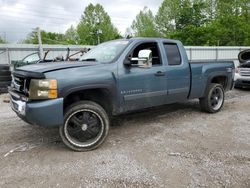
<box><xmin>190</xmin><ymin>48</ymin><xmax>192</xmax><ymax>61</ymax></box>
<box><xmin>215</xmin><ymin>47</ymin><xmax>219</xmax><ymax>61</ymax></box>
<box><xmin>6</xmin><ymin>48</ymin><xmax>10</xmax><ymax>65</ymax></box>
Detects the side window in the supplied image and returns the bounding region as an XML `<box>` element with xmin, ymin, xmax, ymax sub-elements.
<box><xmin>130</xmin><ymin>42</ymin><xmax>162</xmax><ymax>66</ymax></box>
<box><xmin>164</xmin><ymin>43</ymin><xmax>182</xmax><ymax>66</ymax></box>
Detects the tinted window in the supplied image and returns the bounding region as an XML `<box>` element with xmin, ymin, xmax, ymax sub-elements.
<box><xmin>164</xmin><ymin>43</ymin><xmax>181</xmax><ymax>66</ymax></box>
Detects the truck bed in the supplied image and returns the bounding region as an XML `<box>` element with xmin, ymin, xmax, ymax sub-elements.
<box><xmin>189</xmin><ymin>60</ymin><xmax>235</xmax><ymax>99</ymax></box>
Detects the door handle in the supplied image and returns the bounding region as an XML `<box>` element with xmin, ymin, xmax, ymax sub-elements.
<box><xmin>155</xmin><ymin>71</ymin><xmax>165</xmax><ymax>76</ymax></box>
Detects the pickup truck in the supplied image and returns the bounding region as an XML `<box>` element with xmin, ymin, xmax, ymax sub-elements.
<box><xmin>9</xmin><ymin>38</ymin><xmax>235</xmax><ymax>151</ymax></box>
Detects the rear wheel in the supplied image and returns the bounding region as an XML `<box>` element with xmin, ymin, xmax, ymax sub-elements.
<box><xmin>59</xmin><ymin>101</ymin><xmax>110</xmax><ymax>151</ymax></box>
<box><xmin>199</xmin><ymin>83</ymin><xmax>225</xmax><ymax>113</ymax></box>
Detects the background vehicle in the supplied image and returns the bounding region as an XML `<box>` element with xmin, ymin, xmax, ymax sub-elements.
<box><xmin>11</xmin><ymin>48</ymin><xmax>90</xmax><ymax>69</ymax></box>
<box><xmin>234</xmin><ymin>49</ymin><xmax>250</xmax><ymax>88</ymax></box>
<box><xmin>9</xmin><ymin>38</ymin><xmax>235</xmax><ymax>151</ymax></box>
<box><xmin>0</xmin><ymin>64</ymin><xmax>11</xmax><ymax>93</ymax></box>
<box><xmin>11</xmin><ymin>52</ymin><xmax>41</xmax><ymax>69</ymax></box>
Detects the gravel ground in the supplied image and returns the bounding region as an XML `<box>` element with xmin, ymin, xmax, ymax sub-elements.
<box><xmin>0</xmin><ymin>89</ymin><xmax>250</xmax><ymax>188</ymax></box>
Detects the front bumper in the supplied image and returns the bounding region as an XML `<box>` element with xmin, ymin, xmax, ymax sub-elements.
<box><xmin>234</xmin><ymin>80</ymin><xmax>250</xmax><ymax>88</ymax></box>
<box><xmin>234</xmin><ymin>73</ymin><xmax>250</xmax><ymax>88</ymax></box>
<box><xmin>10</xmin><ymin>93</ymin><xmax>64</xmax><ymax>127</ymax></box>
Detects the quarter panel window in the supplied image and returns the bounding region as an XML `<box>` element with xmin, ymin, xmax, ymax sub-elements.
<box><xmin>164</xmin><ymin>43</ymin><xmax>181</xmax><ymax>66</ymax></box>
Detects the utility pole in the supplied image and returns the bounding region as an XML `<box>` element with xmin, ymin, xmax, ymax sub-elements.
<box><xmin>37</xmin><ymin>27</ymin><xmax>44</xmax><ymax>59</ymax></box>
<box><xmin>94</xmin><ymin>13</ymin><xmax>102</xmax><ymax>45</ymax></box>
<box><xmin>0</xmin><ymin>32</ymin><xmax>6</xmax><ymax>43</ymax></box>
<box><xmin>2</xmin><ymin>32</ymin><xmax>6</xmax><ymax>42</ymax></box>
<box><xmin>97</xmin><ymin>29</ymin><xmax>102</xmax><ymax>45</ymax></box>
<box><xmin>4</xmin><ymin>32</ymin><xmax>6</xmax><ymax>42</ymax></box>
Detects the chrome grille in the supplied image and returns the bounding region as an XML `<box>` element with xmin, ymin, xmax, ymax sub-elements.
<box><xmin>12</xmin><ymin>76</ymin><xmax>26</xmax><ymax>94</ymax></box>
<box><xmin>239</xmin><ymin>68</ymin><xmax>250</xmax><ymax>77</ymax></box>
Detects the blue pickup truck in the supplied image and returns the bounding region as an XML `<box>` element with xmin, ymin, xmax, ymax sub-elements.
<box><xmin>9</xmin><ymin>38</ymin><xmax>235</xmax><ymax>151</ymax></box>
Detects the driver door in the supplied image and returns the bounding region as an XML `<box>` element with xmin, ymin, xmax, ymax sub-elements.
<box><xmin>118</xmin><ymin>42</ymin><xmax>168</xmax><ymax>112</ymax></box>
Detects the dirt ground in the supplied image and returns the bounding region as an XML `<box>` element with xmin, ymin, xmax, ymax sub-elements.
<box><xmin>0</xmin><ymin>89</ymin><xmax>250</xmax><ymax>188</ymax></box>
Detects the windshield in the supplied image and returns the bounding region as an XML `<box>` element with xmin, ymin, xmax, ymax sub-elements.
<box><xmin>23</xmin><ymin>53</ymin><xmax>40</xmax><ymax>63</ymax></box>
<box><xmin>80</xmin><ymin>40</ymin><xmax>129</xmax><ymax>63</ymax></box>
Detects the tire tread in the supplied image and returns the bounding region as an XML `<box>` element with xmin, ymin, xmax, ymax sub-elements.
<box><xmin>59</xmin><ymin>100</ymin><xmax>110</xmax><ymax>152</ymax></box>
<box><xmin>199</xmin><ymin>83</ymin><xmax>225</xmax><ymax>113</ymax></box>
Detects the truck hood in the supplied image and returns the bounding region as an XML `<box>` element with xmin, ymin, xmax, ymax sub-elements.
<box><xmin>16</xmin><ymin>61</ymin><xmax>98</xmax><ymax>73</ymax></box>
<box><xmin>13</xmin><ymin>61</ymin><xmax>99</xmax><ymax>79</ymax></box>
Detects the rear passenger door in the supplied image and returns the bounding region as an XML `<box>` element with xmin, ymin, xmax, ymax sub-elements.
<box><xmin>163</xmin><ymin>43</ymin><xmax>191</xmax><ymax>103</ymax></box>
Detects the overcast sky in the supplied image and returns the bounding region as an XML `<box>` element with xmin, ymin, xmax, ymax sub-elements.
<box><xmin>0</xmin><ymin>0</ymin><xmax>163</xmax><ymax>43</ymax></box>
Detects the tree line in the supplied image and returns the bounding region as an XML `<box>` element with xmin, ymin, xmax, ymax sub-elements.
<box><xmin>133</xmin><ymin>0</ymin><xmax>250</xmax><ymax>46</ymax></box>
<box><xmin>20</xmin><ymin>1</ymin><xmax>250</xmax><ymax>46</ymax></box>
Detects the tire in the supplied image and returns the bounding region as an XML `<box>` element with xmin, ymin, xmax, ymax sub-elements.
<box><xmin>199</xmin><ymin>83</ymin><xmax>225</xmax><ymax>113</ymax></box>
<box><xmin>59</xmin><ymin>101</ymin><xmax>110</xmax><ymax>151</ymax></box>
<box><xmin>0</xmin><ymin>75</ymin><xmax>12</xmax><ymax>82</ymax></box>
<box><xmin>0</xmin><ymin>64</ymin><xmax>10</xmax><ymax>71</ymax></box>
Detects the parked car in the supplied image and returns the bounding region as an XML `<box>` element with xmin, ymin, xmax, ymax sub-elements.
<box><xmin>0</xmin><ymin>64</ymin><xmax>11</xmax><ymax>93</ymax></box>
<box><xmin>11</xmin><ymin>52</ymin><xmax>41</xmax><ymax>69</ymax></box>
<box><xmin>11</xmin><ymin>48</ymin><xmax>90</xmax><ymax>69</ymax></box>
<box><xmin>9</xmin><ymin>38</ymin><xmax>235</xmax><ymax>151</ymax></box>
<box><xmin>234</xmin><ymin>49</ymin><xmax>250</xmax><ymax>88</ymax></box>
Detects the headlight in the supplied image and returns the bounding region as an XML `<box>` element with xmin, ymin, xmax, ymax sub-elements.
<box><xmin>29</xmin><ymin>79</ymin><xmax>58</xmax><ymax>100</ymax></box>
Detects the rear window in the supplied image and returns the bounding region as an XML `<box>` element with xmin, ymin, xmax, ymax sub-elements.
<box><xmin>164</xmin><ymin>43</ymin><xmax>182</xmax><ymax>66</ymax></box>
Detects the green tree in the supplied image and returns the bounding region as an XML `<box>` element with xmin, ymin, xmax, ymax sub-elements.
<box><xmin>205</xmin><ymin>0</ymin><xmax>217</xmax><ymax>20</ymax></box>
<box><xmin>205</xmin><ymin>15</ymin><xmax>250</xmax><ymax>46</ymax></box>
<box><xmin>131</xmin><ymin>7</ymin><xmax>160</xmax><ymax>37</ymax></box>
<box><xmin>24</xmin><ymin>30</ymin><xmax>38</xmax><ymax>44</ymax></box>
<box><xmin>25</xmin><ymin>29</ymin><xmax>66</xmax><ymax>44</ymax></box>
<box><xmin>65</xmin><ymin>25</ymin><xmax>79</xmax><ymax>44</ymax></box>
<box><xmin>208</xmin><ymin>0</ymin><xmax>250</xmax><ymax>45</ymax></box>
<box><xmin>77</xmin><ymin>3</ymin><xmax>120</xmax><ymax>45</ymax></box>
<box><xmin>155</xmin><ymin>0</ymin><xmax>250</xmax><ymax>46</ymax></box>
<box><xmin>156</xmin><ymin>0</ymin><xmax>207</xmax><ymax>37</ymax></box>
<box><xmin>0</xmin><ymin>36</ymin><xmax>5</xmax><ymax>44</ymax></box>
<box><xmin>155</xmin><ymin>0</ymin><xmax>180</xmax><ymax>36</ymax></box>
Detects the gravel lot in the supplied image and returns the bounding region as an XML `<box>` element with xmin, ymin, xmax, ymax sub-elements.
<box><xmin>0</xmin><ymin>89</ymin><xmax>250</xmax><ymax>188</ymax></box>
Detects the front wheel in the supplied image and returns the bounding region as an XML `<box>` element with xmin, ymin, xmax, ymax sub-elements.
<box><xmin>60</xmin><ymin>101</ymin><xmax>110</xmax><ymax>151</ymax></box>
<box><xmin>199</xmin><ymin>83</ymin><xmax>225</xmax><ymax>113</ymax></box>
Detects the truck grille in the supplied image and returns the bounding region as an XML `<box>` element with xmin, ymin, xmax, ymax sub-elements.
<box><xmin>12</xmin><ymin>76</ymin><xmax>29</xmax><ymax>95</ymax></box>
<box><xmin>239</xmin><ymin>68</ymin><xmax>250</xmax><ymax>77</ymax></box>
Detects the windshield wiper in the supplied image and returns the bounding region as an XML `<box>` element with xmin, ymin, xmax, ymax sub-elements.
<box><xmin>81</xmin><ymin>58</ymin><xmax>97</xmax><ymax>62</ymax></box>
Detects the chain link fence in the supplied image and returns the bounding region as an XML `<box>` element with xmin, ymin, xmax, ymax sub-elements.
<box><xmin>0</xmin><ymin>44</ymin><xmax>249</xmax><ymax>66</ymax></box>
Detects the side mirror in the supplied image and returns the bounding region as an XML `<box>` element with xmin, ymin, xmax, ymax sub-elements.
<box><xmin>131</xmin><ymin>49</ymin><xmax>152</xmax><ymax>68</ymax></box>
<box><xmin>139</xmin><ymin>49</ymin><xmax>152</xmax><ymax>68</ymax></box>
<box><xmin>123</xmin><ymin>58</ymin><xmax>132</xmax><ymax>66</ymax></box>
<box><xmin>123</xmin><ymin>49</ymin><xmax>152</xmax><ymax>68</ymax></box>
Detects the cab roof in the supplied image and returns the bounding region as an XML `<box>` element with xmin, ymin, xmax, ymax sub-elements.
<box><xmin>127</xmin><ymin>37</ymin><xmax>180</xmax><ymax>44</ymax></box>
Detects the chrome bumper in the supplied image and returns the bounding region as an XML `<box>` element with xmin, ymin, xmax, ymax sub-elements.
<box><xmin>10</xmin><ymin>97</ymin><xmax>26</xmax><ymax>116</ymax></box>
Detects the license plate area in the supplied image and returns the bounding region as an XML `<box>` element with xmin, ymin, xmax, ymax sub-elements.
<box><xmin>10</xmin><ymin>97</ymin><xmax>26</xmax><ymax>115</ymax></box>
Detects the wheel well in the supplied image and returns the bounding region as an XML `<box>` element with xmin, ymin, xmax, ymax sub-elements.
<box><xmin>211</xmin><ymin>76</ymin><xmax>227</xmax><ymax>89</ymax></box>
<box><xmin>63</xmin><ymin>88</ymin><xmax>113</xmax><ymax>115</ymax></box>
